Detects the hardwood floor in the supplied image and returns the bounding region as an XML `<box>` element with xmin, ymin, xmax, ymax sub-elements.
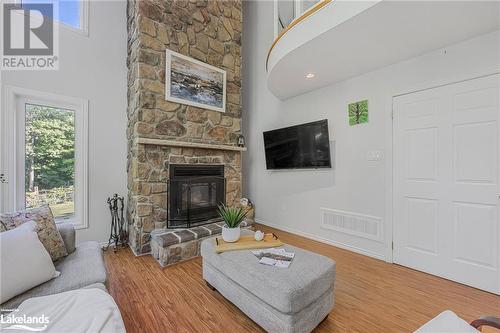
<box><xmin>104</xmin><ymin>224</ymin><xmax>500</xmax><ymax>333</ymax></box>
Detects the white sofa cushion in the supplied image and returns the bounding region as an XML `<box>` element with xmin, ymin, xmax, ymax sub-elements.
<box><xmin>0</xmin><ymin>221</ymin><xmax>60</xmax><ymax>304</ymax></box>
<box><xmin>414</xmin><ymin>310</ymin><xmax>479</xmax><ymax>333</ymax></box>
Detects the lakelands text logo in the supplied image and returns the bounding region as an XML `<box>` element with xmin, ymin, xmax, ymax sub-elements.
<box><xmin>1</xmin><ymin>1</ymin><xmax>59</xmax><ymax>70</ymax></box>
<box><xmin>0</xmin><ymin>313</ymin><xmax>49</xmax><ymax>331</ymax></box>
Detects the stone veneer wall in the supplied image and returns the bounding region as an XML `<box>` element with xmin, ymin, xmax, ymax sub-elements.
<box><xmin>127</xmin><ymin>0</ymin><xmax>243</xmax><ymax>255</ymax></box>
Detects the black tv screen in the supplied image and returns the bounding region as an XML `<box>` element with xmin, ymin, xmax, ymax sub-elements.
<box><xmin>263</xmin><ymin>119</ymin><xmax>332</xmax><ymax>170</ymax></box>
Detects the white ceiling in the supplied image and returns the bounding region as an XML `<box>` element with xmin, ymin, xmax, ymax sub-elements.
<box><xmin>267</xmin><ymin>1</ymin><xmax>500</xmax><ymax>100</ymax></box>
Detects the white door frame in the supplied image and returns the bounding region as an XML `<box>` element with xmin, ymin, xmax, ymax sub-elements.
<box><xmin>386</xmin><ymin>67</ymin><xmax>500</xmax><ymax>264</ymax></box>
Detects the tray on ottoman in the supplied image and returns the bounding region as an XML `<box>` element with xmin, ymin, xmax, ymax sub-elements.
<box><xmin>214</xmin><ymin>233</ymin><xmax>284</xmax><ymax>253</ymax></box>
<box><xmin>201</xmin><ymin>231</ymin><xmax>336</xmax><ymax>333</ymax></box>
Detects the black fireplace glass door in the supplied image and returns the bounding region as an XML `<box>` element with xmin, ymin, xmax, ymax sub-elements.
<box><xmin>168</xmin><ymin>172</ymin><xmax>225</xmax><ymax>228</ymax></box>
<box><xmin>181</xmin><ymin>182</ymin><xmax>218</xmax><ymax>210</ymax></box>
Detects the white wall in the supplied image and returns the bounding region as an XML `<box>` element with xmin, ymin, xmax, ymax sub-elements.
<box><xmin>242</xmin><ymin>0</ymin><xmax>500</xmax><ymax>261</ymax></box>
<box><xmin>1</xmin><ymin>1</ymin><xmax>128</xmax><ymax>243</ymax></box>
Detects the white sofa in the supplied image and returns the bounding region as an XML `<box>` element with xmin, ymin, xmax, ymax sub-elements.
<box><xmin>1</xmin><ymin>223</ymin><xmax>107</xmax><ymax>310</ymax></box>
<box><xmin>0</xmin><ymin>222</ymin><xmax>126</xmax><ymax>333</ymax></box>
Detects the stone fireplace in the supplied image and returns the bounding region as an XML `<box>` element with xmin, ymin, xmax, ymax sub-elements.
<box><xmin>127</xmin><ymin>0</ymin><xmax>244</xmax><ymax>255</ymax></box>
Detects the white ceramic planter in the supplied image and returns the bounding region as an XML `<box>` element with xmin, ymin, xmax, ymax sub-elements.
<box><xmin>222</xmin><ymin>225</ymin><xmax>241</xmax><ymax>243</ymax></box>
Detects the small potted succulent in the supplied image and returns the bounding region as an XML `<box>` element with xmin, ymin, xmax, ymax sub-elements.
<box><xmin>218</xmin><ymin>204</ymin><xmax>248</xmax><ymax>243</ymax></box>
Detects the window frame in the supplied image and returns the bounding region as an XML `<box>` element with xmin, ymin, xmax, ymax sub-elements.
<box><xmin>15</xmin><ymin>0</ymin><xmax>89</xmax><ymax>37</ymax></box>
<box><xmin>1</xmin><ymin>86</ymin><xmax>89</xmax><ymax>229</ymax></box>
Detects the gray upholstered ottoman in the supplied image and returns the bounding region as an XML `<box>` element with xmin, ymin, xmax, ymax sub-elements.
<box><xmin>200</xmin><ymin>234</ymin><xmax>336</xmax><ymax>333</ymax></box>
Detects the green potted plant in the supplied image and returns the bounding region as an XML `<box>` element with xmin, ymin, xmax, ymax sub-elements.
<box><xmin>217</xmin><ymin>204</ymin><xmax>248</xmax><ymax>242</ymax></box>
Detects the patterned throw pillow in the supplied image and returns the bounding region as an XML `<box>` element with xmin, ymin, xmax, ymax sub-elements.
<box><xmin>0</xmin><ymin>205</ymin><xmax>68</xmax><ymax>261</ymax></box>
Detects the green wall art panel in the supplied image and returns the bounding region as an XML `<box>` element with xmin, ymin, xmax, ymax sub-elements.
<box><xmin>348</xmin><ymin>100</ymin><xmax>368</xmax><ymax>126</ymax></box>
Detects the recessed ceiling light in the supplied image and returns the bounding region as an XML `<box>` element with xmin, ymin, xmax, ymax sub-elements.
<box><xmin>305</xmin><ymin>73</ymin><xmax>315</xmax><ymax>79</ymax></box>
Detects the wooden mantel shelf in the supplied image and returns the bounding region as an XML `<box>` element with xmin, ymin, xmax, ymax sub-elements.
<box><xmin>136</xmin><ymin>138</ymin><xmax>247</xmax><ymax>152</ymax></box>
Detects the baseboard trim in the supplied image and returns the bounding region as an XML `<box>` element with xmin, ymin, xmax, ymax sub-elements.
<box><xmin>255</xmin><ymin>218</ymin><xmax>385</xmax><ymax>261</ymax></box>
<box><xmin>97</xmin><ymin>241</ymin><xmax>148</xmax><ymax>256</ymax></box>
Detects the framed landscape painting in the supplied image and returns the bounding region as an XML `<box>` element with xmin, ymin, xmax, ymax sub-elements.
<box><xmin>165</xmin><ymin>50</ymin><xmax>226</xmax><ymax>113</ymax></box>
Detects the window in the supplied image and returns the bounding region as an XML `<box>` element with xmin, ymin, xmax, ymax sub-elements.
<box><xmin>1</xmin><ymin>87</ymin><xmax>88</xmax><ymax>228</ymax></box>
<box><xmin>275</xmin><ymin>0</ymin><xmax>295</xmax><ymax>36</ymax></box>
<box><xmin>20</xmin><ymin>0</ymin><xmax>88</xmax><ymax>34</ymax></box>
<box><xmin>24</xmin><ymin>104</ymin><xmax>76</xmax><ymax>220</ymax></box>
<box><xmin>273</xmin><ymin>0</ymin><xmax>321</xmax><ymax>38</ymax></box>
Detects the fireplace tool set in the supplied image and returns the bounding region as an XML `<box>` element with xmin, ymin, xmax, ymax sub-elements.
<box><xmin>104</xmin><ymin>194</ymin><xmax>127</xmax><ymax>251</ymax></box>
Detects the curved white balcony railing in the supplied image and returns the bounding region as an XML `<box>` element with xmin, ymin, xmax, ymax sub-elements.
<box><xmin>266</xmin><ymin>0</ymin><xmax>500</xmax><ymax>100</ymax></box>
<box><xmin>267</xmin><ymin>0</ymin><xmax>334</xmax><ymax>72</ymax></box>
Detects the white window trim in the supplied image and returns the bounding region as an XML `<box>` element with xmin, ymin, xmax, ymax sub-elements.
<box><xmin>1</xmin><ymin>85</ymin><xmax>89</xmax><ymax>229</ymax></box>
<box><xmin>14</xmin><ymin>0</ymin><xmax>89</xmax><ymax>37</ymax></box>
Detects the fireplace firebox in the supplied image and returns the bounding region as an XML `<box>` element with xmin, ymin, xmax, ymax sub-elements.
<box><xmin>167</xmin><ymin>164</ymin><xmax>225</xmax><ymax>229</ymax></box>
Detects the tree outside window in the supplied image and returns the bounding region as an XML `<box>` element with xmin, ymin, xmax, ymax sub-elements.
<box><xmin>25</xmin><ymin>104</ymin><xmax>75</xmax><ymax>220</ymax></box>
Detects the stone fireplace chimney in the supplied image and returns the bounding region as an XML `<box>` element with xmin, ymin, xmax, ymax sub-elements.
<box><xmin>127</xmin><ymin>0</ymin><xmax>243</xmax><ymax>255</ymax></box>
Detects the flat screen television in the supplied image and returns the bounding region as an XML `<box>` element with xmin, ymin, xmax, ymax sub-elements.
<box><xmin>263</xmin><ymin>119</ymin><xmax>332</xmax><ymax>170</ymax></box>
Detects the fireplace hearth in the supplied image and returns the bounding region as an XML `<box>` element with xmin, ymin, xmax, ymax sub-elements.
<box><xmin>168</xmin><ymin>164</ymin><xmax>225</xmax><ymax>229</ymax></box>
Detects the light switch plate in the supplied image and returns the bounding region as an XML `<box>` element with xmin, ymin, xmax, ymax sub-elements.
<box><xmin>367</xmin><ymin>150</ymin><xmax>383</xmax><ymax>161</ymax></box>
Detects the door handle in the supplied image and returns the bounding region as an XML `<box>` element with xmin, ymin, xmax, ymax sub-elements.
<box><xmin>0</xmin><ymin>173</ymin><xmax>7</xmax><ymax>184</ymax></box>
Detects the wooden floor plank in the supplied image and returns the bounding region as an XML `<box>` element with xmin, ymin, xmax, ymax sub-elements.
<box><xmin>104</xmin><ymin>224</ymin><xmax>499</xmax><ymax>333</ymax></box>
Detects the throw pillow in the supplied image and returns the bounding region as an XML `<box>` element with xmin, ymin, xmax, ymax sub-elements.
<box><xmin>0</xmin><ymin>221</ymin><xmax>60</xmax><ymax>304</ymax></box>
<box><xmin>0</xmin><ymin>205</ymin><xmax>68</xmax><ymax>261</ymax></box>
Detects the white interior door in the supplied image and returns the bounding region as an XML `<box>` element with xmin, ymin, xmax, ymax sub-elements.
<box><xmin>393</xmin><ymin>74</ymin><xmax>500</xmax><ymax>294</ymax></box>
